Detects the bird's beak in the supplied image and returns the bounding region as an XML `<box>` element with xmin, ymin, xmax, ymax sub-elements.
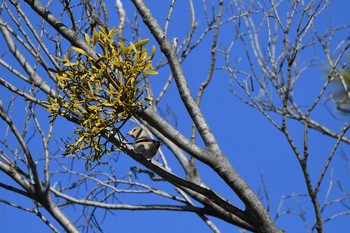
<box><xmin>127</xmin><ymin>131</ymin><xmax>132</xmax><ymax>136</ymax></box>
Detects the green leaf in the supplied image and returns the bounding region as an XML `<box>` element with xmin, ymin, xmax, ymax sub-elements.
<box><xmin>143</xmin><ymin>69</ymin><xmax>158</xmax><ymax>75</ymax></box>
<box><xmin>72</xmin><ymin>46</ymin><xmax>91</xmax><ymax>58</ymax></box>
<box><xmin>84</xmin><ymin>33</ymin><xmax>90</xmax><ymax>44</ymax></box>
<box><xmin>135</xmin><ymin>39</ymin><xmax>149</xmax><ymax>48</ymax></box>
<box><xmin>129</xmin><ymin>42</ymin><xmax>137</xmax><ymax>53</ymax></box>
<box><xmin>151</xmin><ymin>46</ymin><xmax>156</xmax><ymax>59</ymax></box>
<box><xmin>118</xmin><ymin>42</ymin><xmax>127</xmax><ymax>53</ymax></box>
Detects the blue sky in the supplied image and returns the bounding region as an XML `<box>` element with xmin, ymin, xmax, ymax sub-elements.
<box><xmin>1</xmin><ymin>0</ymin><xmax>350</xmax><ymax>232</ymax></box>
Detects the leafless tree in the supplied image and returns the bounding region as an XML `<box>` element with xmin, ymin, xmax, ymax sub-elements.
<box><xmin>0</xmin><ymin>0</ymin><xmax>349</xmax><ymax>232</ymax></box>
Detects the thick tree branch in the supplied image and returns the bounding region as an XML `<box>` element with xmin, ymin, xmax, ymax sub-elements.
<box><xmin>0</xmin><ymin>101</ymin><xmax>42</xmax><ymax>193</ymax></box>
<box><xmin>131</xmin><ymin>0</ymin><xmax>218</xmax><ymax>150</ymax></box>
<box><xmin>0</xmin><ymin>18</ymin><xmax>56</xmax><ymax>97</ymax></box>
<box><xmin>136</xmin><ymin>106</ymin><xmax>282</xmax><ymax>232</ymax></box>
<box><xmin>131</xmin><ymin>2</ymin><xmax>284</xmax><ymax>232</ymax></box>
<box><xmin>108</xmin><ymin>135</ymin><xmax>248</xmax><ymax>224</ymax></box>
<box><xmin>0</xmin><ymin>161</ymin><xmax>34</xmax><ymax>195</ymax></box>
<box><xmin>51</xmin><ymin>187</ymin><xmax>204</xmax><ymax>212</ymax></box>
<box><xmin>23</xmin><ymin>0</ymin><xmax>98</xmax><ymax>60</ymax></box>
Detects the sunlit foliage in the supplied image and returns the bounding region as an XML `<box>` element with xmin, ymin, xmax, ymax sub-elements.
<box><xmin>47</xmin><ymin>26</ymin><xmax>157</xmax><ymax>168</ymax></box>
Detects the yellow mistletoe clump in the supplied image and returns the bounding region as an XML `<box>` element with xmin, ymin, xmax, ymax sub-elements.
<box><xmin>47</xmin><ymin>26</ymin><xmax>158</xmax><ymax>168</ymax></box>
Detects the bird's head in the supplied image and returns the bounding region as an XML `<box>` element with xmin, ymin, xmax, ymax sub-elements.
<box><xmin>127</xmin><ymin>127</ymin><xmax>148</xmax><ymax>139</ymax></box>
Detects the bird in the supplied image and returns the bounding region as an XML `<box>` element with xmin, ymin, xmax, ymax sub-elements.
<box><xmin>127</xmin><ymin>127</ymin><xmax>161</xmax><ymax>159</ymax></box>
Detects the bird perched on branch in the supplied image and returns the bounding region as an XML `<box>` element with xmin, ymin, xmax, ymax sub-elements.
<box><xmin>127</xmin><ymin>127</ymin><xmax>161</xmax><ymax>159</ymax></box>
